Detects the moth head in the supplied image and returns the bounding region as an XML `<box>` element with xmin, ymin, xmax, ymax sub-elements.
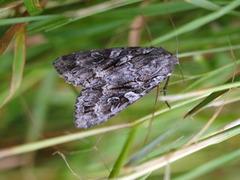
<box><xmin>53</xmin><ymin>53</ymin><xmax>86</xmax><ymax>86</ymax></box>
<box><xmin>53</xmin><ymin>53</ymin><xmax>77</xmax><ymax>77</ymax></box>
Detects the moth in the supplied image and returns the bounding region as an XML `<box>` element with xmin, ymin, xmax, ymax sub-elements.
<box><xmin>53</xmin><ymin>47</ymin><xmax>178</xmax><ymax>129</ymax></box>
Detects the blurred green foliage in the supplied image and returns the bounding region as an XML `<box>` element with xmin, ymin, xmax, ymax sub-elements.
<box><xmin>0</xmin><ymin>0</ymin><xmax>240</xmax><ymax>179</ymax></box>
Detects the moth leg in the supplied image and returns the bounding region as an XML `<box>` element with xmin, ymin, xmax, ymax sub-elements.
<box><xmin>161</xmin><ymin>76</ymin><xmax>171</xmax><ymax>109</ymax></box>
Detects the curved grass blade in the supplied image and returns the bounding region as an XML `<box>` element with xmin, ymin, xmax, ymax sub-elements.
<box><xmin>0</xmin><ymin>25</ymin><xmax>26</xmax><ymax>108</ymax></box>
<box><xmin>0</xmin><ymin>23</ymin><xmax>25</xmax><ymax>55</ymax></box>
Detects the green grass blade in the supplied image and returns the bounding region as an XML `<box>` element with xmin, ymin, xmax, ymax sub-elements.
<box><xmin>40</xmin><ymin>0</ymin><xmax>144</xmax><ymax>31</ymax></box>
<box><xmin>187</xmin><ymin>0</ymin><xmax>240</xmax><ymax>15</ymax></box>
<box><xmin>0</xmin><ymin>25</ymin><xmax>26</xmax><ymax>108</ymax></box>
<box><xmin>23</xmin><ymin>0</ymin><xmax>43</xmax><ymax>15</ymax></box>
<box><xmin>0</xmin><ymin>23</ymin><xmax>25</xmax><ymax>55</ymax></box>
<box><xmin>173</xmin><ymin>148</ymin><xmax>240</xmax><ymax>180</ymax></box>
<box><xmin>183</xmin><ymin>61</ymin><xmax>240</xmax><ymax>92</ymax></box>
<box><xmin>104</xmin><ymin>1</ymin><xmax>197</xmax><ymax>17</ymax></box>
<box><xmin>0</xmin><ymin>124</ymin><xmax>132</xmax><ymax>159</ymax></box>
<box><xmin>1</xmin><ymin>0</ymin><xmax>240</xmax><ymax>178</ymax></box>
<box><xmin>151</xmin><ymin>0</ymin><xmax>240</xmax><ymax>45</ymax></box>
<box><xmin>178</xmin><ymin>44</ymin><xmax>240</xmax><ymax>58</ymax></box>
<box><xmin>0</xmin><ymin>15</ymin><xmax>63</xmax><ymax>26</ymax></box>
<box><xmin>26</xmin><ymin>70</ymin><xmax>56</xmax><ymax>142</ymax></box>
<box><xmin>187</xmin><ymin>0</ymin><xmax>220</xmax><ymax>10</ymax></box>
<box><xmin>127</xmin><ymin>126</ymin><xmax>177</xmax><ymax>165</ymax></box>
<box><xmin>184</xmin><ymin>72</ymin><xmax>240</xmax><ymax>118</ymax></box>
<box><xmin>26</xmin><ymin>2</ymin><xmax>196</xmax><ymax>33</ymax></box>
<box><xmin>108</xmin><ymin>125</ymin><xmax>139</xmax><ymax>178</ymax></box>
<box><xmin>117</xmin><ymin>120</ymin><xmax>240</xmax><ymax>180</ymax></box>
<box><xmin>0</xmin><ymin>0</ymin><xmax>22</xmax><ymax>10</ymax></box>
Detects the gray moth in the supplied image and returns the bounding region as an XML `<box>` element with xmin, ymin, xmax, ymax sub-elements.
<box><xmin>53</xmin><ymin>47</ymin><xmax>178</xmax><ymax>129</ymax></box>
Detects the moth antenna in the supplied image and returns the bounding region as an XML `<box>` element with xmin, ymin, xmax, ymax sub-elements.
<box><xmin>169</xmin><ymin>16</ymin><xmax>178</xmax><ymax>57</ymax></box>
<box><xmin>169</xmin><ymin>16</ymin><xmax>185</xmax><ymax>92</ymax></box>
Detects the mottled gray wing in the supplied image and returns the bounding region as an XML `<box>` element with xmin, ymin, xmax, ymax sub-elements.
<box><xmin>53</xmin><ymin>47</ymin><xmax>142</xmax><ymax>88</ymax></box>
<box><xmin>75</xmin><ymin>89</ymin><xmax>133</xmax><ymax>128</ymax></box>
<box><xmin>53</xmin><ymin>47</ymin><xmax>178</xmax><ymax>128</ymax></box>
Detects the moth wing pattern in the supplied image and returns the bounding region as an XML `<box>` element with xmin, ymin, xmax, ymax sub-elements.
<box><xmin>53</xmin><ymin>47</ymin><xmax>178</xmax><ymax>128</ymax></box>
<box><xmin>75</xmin><ymin>88</ymin><xmax>135</xmax><ymax>129</ymax></box>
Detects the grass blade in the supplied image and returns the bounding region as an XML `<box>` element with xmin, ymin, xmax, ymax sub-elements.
<box><xmin>0</xmin><ymin>0</ymin><xmax>22</xmax><ymax>10</ymax></box>
<box><xmin>173</xmin><ymin>148</ymin><xmax>240</xmax><ymax>180</ymax></box>
<box><xmin>127</xmin><ymin>126</ymin><xmax>177</xmax><ymax>165</ymax></box>
<box><xmin>108</xmin><ymin>125</ymin><xmax>138</xmax><ymax>178</ymax></box>
<box><xmin>25</xmin><ymin>70</ymin><xmax>56</xmax><ymax>142</ymax></box>
<box><xmin>187</xmin><ymin>0</ymin><xmax>219</xmax><ymax>10</ymax></box>
<box><xmin>184</xmin><ymin>72</ymin><xmax>240</xmax><ymax>118</ymax></box>
<box><xmin>0</xmin><ymin>15</ymin><xmax>63</xmax><ymax>26</ymax></box>
<box><xmin>0</xmin><ymin>25</ymin><xmax>26</xmax><ymax>108</ymax></box>
<box><xmin>118</xmin><ymin>119</ymin><xmax>240</xmax><ymax>180</ymax></box>
<box><xmin>0</xmin><ymin>124</ymin><xmax>132</xmax><ymax>159</ymax></box>
<box><xmin>151</xmin><ymin>0</ymin><xmax>240</xmax><ymax>45</ymax></box>
<box><xmin>23</xmin><ymin>0</ymin><xmax>43</xmax><ymax>15</ymax></box>
<box><xmin>0</xmin><ymin>23</ymin><xmax>25</xmax><ymax>55</ymax></box>
<box><xmin>40</xmin><ymin>0</ymin><xmax>144</xmax><ymax>31</ymax></box>
<box><xmin>187</xmin><ymin>0</ymin><xmax>240</xmax><ymax>15</ymax></box>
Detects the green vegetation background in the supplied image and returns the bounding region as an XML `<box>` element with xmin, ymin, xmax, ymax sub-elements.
<box><xmin>0</xmin><ymin>0</ymin><xmax>240</xmax><ymax>179</ymax></box>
